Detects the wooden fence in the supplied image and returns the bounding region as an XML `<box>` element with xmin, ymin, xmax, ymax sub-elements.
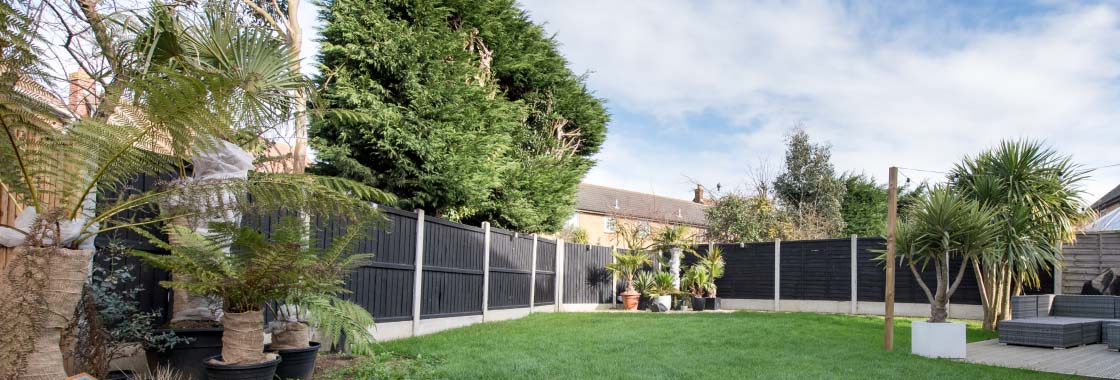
<box><xmin>1060</xmin><ymin>231</ymin><xmax>1120</xmax><ymax>294</ymax></box>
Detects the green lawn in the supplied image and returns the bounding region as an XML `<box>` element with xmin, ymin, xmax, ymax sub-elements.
<box><xmin>322</xmin><ymin>311</ymin><xmax>1090</xmax><ymax>380</ymax></box>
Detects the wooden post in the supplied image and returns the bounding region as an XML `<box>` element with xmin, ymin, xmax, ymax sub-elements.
<box><xmin>774</xmin><ymin>239</ymin><xmax>781</xmax><ymax>312</ymax></box>
<box><xmin>885</xmin><ymin>167</ymin><xmax>898</xmax><ymax>351</ymax></box>
<box><xmin>481</xmin><ymin>222</ymin><xmax>491</xmax><ymax>321</ymax></box>
<box><xmin>850</xmin><ymin>234</ymin><xmax>858</xmax><ymax>315</ymax></box>
<box><xmin>529</xmin><ymin>234</ymin><xmax>538</xmax><ymax>313</ymax></box>
<box><xmin>411</xmin><ymin>209</ymin><xmax>426</xmax><ymax>337</ymax></box>
<box><xmin>555</xmin><ymin>239</ymin><xmax>564</xmax><ymax>312</ymax></box>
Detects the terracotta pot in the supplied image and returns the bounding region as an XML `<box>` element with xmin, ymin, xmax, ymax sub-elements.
<box><xmin>621</xmin><ymin>290</ymin><xmax>641</xmax><ymax>310</ymax></box>
<box><xmin>1</xmin><ymin>247</ymin><xmax>94</xmax><ymax>380</ymax></box>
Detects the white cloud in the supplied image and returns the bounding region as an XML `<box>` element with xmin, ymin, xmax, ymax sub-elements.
<box><xmin>518</xmin><ymin>0</ymin><xmax>1120</xmax><ymax>203</ymax></box>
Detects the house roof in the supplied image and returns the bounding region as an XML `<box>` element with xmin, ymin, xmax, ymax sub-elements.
<box><xmin>1092</xmin><ymin>184</ymin><xmax>1120</xmax><ymax>211</ymax></box>
<box><xmin>575</xmin><ymin>183</ymin><xmax>708</xmax><ymax>226</ymax></box>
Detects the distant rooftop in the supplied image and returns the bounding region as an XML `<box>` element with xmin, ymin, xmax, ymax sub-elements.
<box><xmin>1092</xmin><ymin>183</ymin><xmax>1120</xmax><ymax>212</ymax></box>
<box><xmin>574</xmin><ymin>183</ymin><xmax>708</xmax><ymax>226</ymax></box>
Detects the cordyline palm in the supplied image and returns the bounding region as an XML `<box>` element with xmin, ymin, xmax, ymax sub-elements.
<box><xmin>892</xmin><ymin>187</ymin><xmax>999</xmax><ymax>323</ymax></box>
<box><xmin>950</xmin><ymin>140</ymin><xmax>1091</xmax><ymax>329</ymax></box>
<box><xmin>605</xmin><ymin>250</ymin><xmax>652</xmax><ymax>293</ymax></box>
<box><xmin>692</xmin><ymin>246</ymin><xmax>725</xmax><ymax>297</ymax></box>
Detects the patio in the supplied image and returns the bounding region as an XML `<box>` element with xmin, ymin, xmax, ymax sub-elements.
<box><xmin>966</xmin><ymin>339</ymin><xmax>1120</xmax><ymax>379</ymax></box>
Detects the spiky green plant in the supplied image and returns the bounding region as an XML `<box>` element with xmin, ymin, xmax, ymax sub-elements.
<box><xmin>888</xmin><ymin>187</ymin><xmax>999</xmax><ymax>323</ymax></box>
<box><xmin>632</xmin><ymin>271</ymin><xmax>656</xmax><ymax>300</ymax></box>
<box><xmin>682</xmin><ymin>266</ymin><xmax>713</xmax><ymax>298</ymax></box>
<box><xmin>950</xmin><ymin>140</ymin><xmax>1091</xmax><ymax>329</ymax></box>
<box><xmin>650</xmin><ymin>271</ymin><xmax>677</xmax><ymax>297</ymax></box>
<box><xmin>692</xmin><ymin>246</ymin><xmax>725</xmax><ymax>297</ymax></box>
<box><xmin>605</xmin><ymin>250</ymin><xmax>652</xmax><ymax>293</ymax></box>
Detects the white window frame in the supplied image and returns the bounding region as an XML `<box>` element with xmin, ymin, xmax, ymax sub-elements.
<box><xmin>604</xmin><ymin>217</ymin><xmax>617</xmax><ymax>233</ymax></box>
<box><xmin>637</xmin><ymin>221</ymin><xmax>651</xmax><ymax>238</ymax></box>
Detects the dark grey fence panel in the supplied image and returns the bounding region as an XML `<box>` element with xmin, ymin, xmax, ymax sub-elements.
<box><xmin>488</xmin><ymin>229</ymin><xmax>534</xmax><ymax>309</ymax></box>
<box><xmin>713</xmin><ymin>242</ymin><xmax>774</xmax><ymax>299</ymax></box>
<box><xmin>420</xmin><ymin>218</ymin><xmax>484</xmax><ymax>318</ymax></box>
<box><xmin>779</xmin><ymin>239</ymin><xmax>851</xmax><ymax>301</ymax></box>
<box><xmin>535</xmin><ymin>238</ymin><xmax>556</xmax><ymax>305</ymax></box>
<box><xmin>563</xmin><ymin>244</ymin><xmax>614</xmax><ymax>303</ymax></box>
<box><xmin>343</xmin><ymin>207</ymin><xmax>418</xmax><ymax>322</ymax></box>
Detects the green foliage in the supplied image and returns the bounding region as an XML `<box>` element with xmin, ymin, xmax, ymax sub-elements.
<box><xmin>839</xmin><ymin>173</ymin><xmax>887</xmax><ymax>237</ymax></box>
<box><xmin>323</xmin><ymin>352</ymin><xmax>438</xmax><ymax>380</ymax></box>
<box><xmin>556</xmin><ymin>226</ymin><xmax>589</xmax><ymax>244</ymax></box>
<box><xmin>889</xmin><ymin>187</ymin><xmax>999</xmax><ymax>322</ymax></box>
<box><xmin>951</xmin><ymin>140</ymin><xmax>1091</xmax><ymax>288</ymax></box>
<box><xmin>681</xmin><ymin>266</ymin><xmax>714</xmax><ymax>298</ymax></box>
<box><xmin>704</xmin><ymin>193</ymin><xmax>788</xmax><ymax>243</ymax></box>
<box><xmin>311</xmin><ymin>0</ymin><xmax>608</xmax><ymax>233</ymax></box>
<box><xmin>649</xmin><ymin>271</ymin><xmax>677</xmax><ymax>297</ymax></box>
<box><xmin>774</xmin><ymin>128</ymin><xmax>846</xmax><ymax>238</ymax></box>
<box><xmin>604</xmin><ymin>250</ymin><xmax>652</xmax><ymax>292</ymax></box>
<box><xmin>652</xmin><ymin>224</ymin><xmax>694</xmax><ymax>252</ymax></box>
<box><xmin>632</xmin><ymin>271</ymin><xmax>657</xmax><ymax>300</ymax></box>
<box><xmin>1</xmin><ymin>2</ymin><xmax>387</xmax><ymax>249</ymax></box>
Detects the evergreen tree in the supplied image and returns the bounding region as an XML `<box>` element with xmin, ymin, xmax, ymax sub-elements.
<box><xmin>839</xmin><ymin>173</ymin><xmax>886</xmax><ymax>236</ymax></box>
<box><xmin>773</xmin><ymin>128</ymin><xmax>846</xmax><ymax>238</ymax></box>
<box><xmin>704</xmin><ymin>193</ymin><xmax>788</xmax><ymax>243</ymax></box>
<box><xmin>312</xmin><ymin>0</ymin><xmax>608</xmax><ymax>232</ymax></box>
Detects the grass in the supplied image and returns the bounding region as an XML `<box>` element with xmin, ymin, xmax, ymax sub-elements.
<box><xmin>321</xmin><ymin>311</ymin><xmax>1090</xmax><ymax>380</ymax></box>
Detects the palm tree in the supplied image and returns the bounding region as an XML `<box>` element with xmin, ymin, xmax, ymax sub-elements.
<box><xmin>0</xmin><ymin>2</ymin><xmax>390</xmax><ymax>378</ymax></box>
<box><xmin>893</xmin><ymin>187</ymin><xmax>999</xmax><ymax>322</ymax></box>
<box><xmin>652</xmin><ymin>224</ymin><xmax>695</xmax><ymax>291</ymax></box>
<box><xmin>605</xmin><ymin>250</ymin><xmax>652</xmax><ymax>293</ymax></box>
<box><xmin>951</xmin><ymin>140</ymin><xmax>1092</xmax><ymax>329</ymax></box>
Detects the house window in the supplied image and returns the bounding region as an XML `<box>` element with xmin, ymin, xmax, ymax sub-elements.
<box><xmin>565</xmin><ymin>213</ymin><xmax>580</xmax><ymax>229</ymax></box>
<box><xmin>637</xmin><ymin>221</ymin><xmax>651</xmax><ymax>238</ymax></box>
<box><xmin>604</xmin><ymin>217</ymin><xmax>617</xmax><ymax>233</ymax></box>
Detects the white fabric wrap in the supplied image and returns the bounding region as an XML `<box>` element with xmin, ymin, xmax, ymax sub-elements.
<box><xmin>0</xmin><ymin>191</ymin><xmax>97</xmax><ymax>250</ymax></box>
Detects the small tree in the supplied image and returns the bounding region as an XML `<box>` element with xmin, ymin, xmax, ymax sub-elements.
<box><xmin>605</xmin><ymin>251</ymin><xmax>652</xmax><ymax>293</ymax></box>
<box><xmin>774</xmin><ymin>128</ymin><xmax>846</xmax><ymax>238</ymax></box>
<box><xmin>692</xmin><ymin>246</ymin><xmax>725</xmax><ymax>297</ymax></box>
<box><xmin>892</xmin><ymin>188</ymin><xmax>999</xmax><ymax>322</ymax></box>
<box><xmin>652</xmin><ymin>224</ymin><xmax>694</xmax><ymax>291</ymax></box>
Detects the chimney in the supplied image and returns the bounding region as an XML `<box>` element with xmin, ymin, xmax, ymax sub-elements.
<box><xmin>67</xmin><ymin>70</ymin><xmax>95</xmax><ymax>118</ymax></box>
<box><xmin>693</xmin><ymin>184</ymin><xmax>706</xmax><ymax>204</ymax></box>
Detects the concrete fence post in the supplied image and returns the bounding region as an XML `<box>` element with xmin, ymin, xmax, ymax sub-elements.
<box><xmin>481</xmin><ymin>222</ymin><xmax>491</xmax><ymax>321</ymax></box>
<box><xmin>411</xmin><ymin>209</ymin><xmax>426</xmax><ymax>337</ymax></box>
<box><xmin>774</xmin><ymin>239</ymin><xmax>781</xmax><ymax>312</ymax></box>
<box><xmin>850</xmin><ymin>235</ymin><xmax>858</xmax><ymax>315</ymax></box>
<box><xmin>611</xmin><ymin>246</ymin><xmax>618</xmax><ymax>308</ymax></box>
<box><xmin>1055</xmin><ymin>242</ymin><xmax>1064</xmax><ymax>295</ymax></box>
<box><xmin>530</xmin><ymin>234</ymin><xmax>538</xmax><ymax>313</ymax></box>
<box><xmin>555</xmin><ymin>239</ymin><xmax>565</xmax><ymax>312</ymax></box>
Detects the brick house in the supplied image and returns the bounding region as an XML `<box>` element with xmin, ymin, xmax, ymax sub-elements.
<box><xmin>563</xmin><ymin>183</ymin><xmax>709</xmax><ymax>248</ymax></box>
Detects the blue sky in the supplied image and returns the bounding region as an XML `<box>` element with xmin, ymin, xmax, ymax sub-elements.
<box><xmin>295</xmin><ymin>0</ymin><xmax>1120</xmax><ymax>203</ymax></box>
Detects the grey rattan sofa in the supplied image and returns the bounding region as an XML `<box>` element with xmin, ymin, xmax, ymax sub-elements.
<box><xmin>1000</xmin><ymin>295</ymin><xmax>1120</xmax><ymax>348</ymax></box>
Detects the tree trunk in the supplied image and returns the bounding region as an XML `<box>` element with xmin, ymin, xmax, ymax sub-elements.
<box><xmin>670</xmin><ymin>248</ymin><xmax>682</xmax><ymax>291</ymax></box>
<box><xmin>0</xmin><ymin>247</ymin><xmax>94</xmax><ymax>380</ymax></box>
<box><xmin>218</xmin><ymin>310</ymin><xmax>268</xmax><ymax>365</ymax></box>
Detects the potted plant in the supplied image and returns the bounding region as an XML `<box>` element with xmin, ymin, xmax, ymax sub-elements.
<box><xmin>134</xmin><ymin>221</ymin><xmax>329</xmax><ymax>380</ymax></box>
<box><xmin>648</xmin><ymin>271</ymin><xmax>676</xmax><ymax>311</ymax></box>
<box><xmin>652</xmin><ymin>225</ymin><xmax>695</xmax><ymax>295</ymax></box>
<box><xmin>605</xmin><ymin>250</ymin><xmax>652</xmax><ymax>311</ymax></box>
<box><xmin>693</xmin><ymin>246</ymin><xmax>725</xmax><ymax>310</ymax></box>
<box><xmin>682</xmin><ymin>266</ymin><xmax>714</xmax><ymax>311</ymax></box>
<box><xmin>264</xmin><ymin>218</ymin><xmax>378</xmax><ymax>380</ymax></box>
<box><xmin>632</xmin><ymin>271</ymin><xmax>656</xmax><ymax>311</ymax></box>
<box><xmin>890</xmin><ymin>187</ymin><xmax>997</xmax><ymax>359</ymax></box>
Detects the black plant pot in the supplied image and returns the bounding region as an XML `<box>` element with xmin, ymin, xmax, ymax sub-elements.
<box><xmin>691</xmin><ymin>297</ymin><xmax>706</xmax><ymax>311</ymax></box>
<box><xmin>203</xmin><ymin>355</ymin><xmax>281</xmax><ymax>380</ymax></box>
<box><xmin>671</xmin><ymin>296</ymin><xmax>685</xmax><ymax>311</ymax></box>
<box><xmin>146</xmin><ymin>327</ymin><xmax>224</xmax><ymax>380</ymax></box>
<box><xmin>266</xmin><ymin>341</ymin><xmax>322</xmax><ymax>380</ymax></box>
<box><xmin>638</xmin><ymin>297</ymin><xmax>652</xmax><ymax>311</ymax></box>
<box><xmin>106</xmin><ymin>370</ymin><xmax>135</xmax><ymax>380</ymax></box>
<box><xmin>705</xmin><ymin>297</ymin><xmax>721</xmax><ymax>310</ymax></box>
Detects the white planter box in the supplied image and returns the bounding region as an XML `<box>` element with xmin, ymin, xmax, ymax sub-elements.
<box><xmin>656</xmin><ymin>295</ymin><xmax>672</xmax><ymax>309</ymax></box>
<box><xmin>911</xmin><ymin>321</ymin><xmax>966</xmax><ymax>359</ymax></box>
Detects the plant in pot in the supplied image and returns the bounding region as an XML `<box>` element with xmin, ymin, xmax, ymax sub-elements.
<box><xmin>264</xmin><ymin>218</ymin><xmax>378</xmax><ymax>380</ymax></box>
<box><xmin>693</xmin><ymin>246</ymin><xmax>725</xmax><ymax>310</ymax></box>
<box><xmin>605</xmin><ymin>250</ymin><xmax>652</xmax><ymax>311</ymax></box>
<box><xmin>886</xmin><ymin>187</ymin><xmax>997</xmax><ymax>359</ymax></box>
<box><xmin>134</xmin><ymin>221</ymin><xmax>330</xmax><ymax>380</ymax></box>
<box><xmin>647</xmin><ymin>271</ymin><xmax>677</xmax><ymax>312</ymax></box>
<box><xmin>682</xmin><ymin>266</ymin><xmax>714</xmax><ymax>311</ymax></box>
<box><xmin>652</xmin><ymin>225</ymin><xmax>695</xmax><ymax>294</ymax></box>
<box><xmin>63</xmin><ymin>240</ymin><xmax>186</xmax><ymax>379</ymax></box>
<box><xmin>632</xmin><ymin>271</ymin><xmax>656</xmax><ymax>311</ymax></box>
